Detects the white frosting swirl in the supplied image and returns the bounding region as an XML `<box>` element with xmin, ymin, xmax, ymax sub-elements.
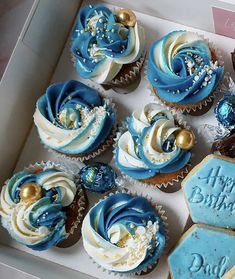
<box><xmin>0</xmin><ymin>170</ymin><xmax>77</xmax><ymax>246</ymax></box>
<box><xmin>90</xmin><ymin>23</ymin><xmax>145</xmax><ymax>84</ymax></box>
<box><xmin>82</xmin><ymin>210</ymin><xmax>159</xmax><ymax>272</ymax></box>
<box><xmin>117</xmin><ymin>103</ymin><xmax>180</xmax><ymax>168</ymax></box>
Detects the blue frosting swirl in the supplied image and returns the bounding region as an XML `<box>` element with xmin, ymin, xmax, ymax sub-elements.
<box><xmin>147</xmin><ymin>31</ymin><xmax>224</xmax><ymax>105</ymax></box>
<box><xmin>34</xmin><ymin>80</ymin><xmax>116</xmax><ymax>155</ymax></box>
<box><xmin>71</xmin><ymin>4</ymin><xmax>144</xmax><ymax>83</ymax></box>
<box><xmin>83</xmin><ymin>193</ymin><xmax>166</xmax><ymax>273</ymax></box>
<box><xmin>0</xmin><ymin>168</ymin><xmax>79</xmax><ymax>251</ymax></box>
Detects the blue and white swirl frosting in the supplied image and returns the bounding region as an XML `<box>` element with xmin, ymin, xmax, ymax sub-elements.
<box><xmin>71</xmin><ymin>4</ymin><xmax>145</xmax><ymax>84</ymax></box>
<box><xmin>0</xmin><ymin>168</ymin><xmax>77</xmax><ymax>251</ymax></box>
<box><xmin>82</xmin><ymin>193</ymin><xmax>166</xmax><ymax>273</ymax></box>
<box><xmin>33</xmin><ymin>80</ymin><xmax>116</xmax><ymax>155</ymax></box>
<box><xmin>115</xmin><ymin>103</ymin><xmax>192</xmax><ymax>180</ymax></box>
<box><xmin>148</xmin><ymin>31</ymin><xmax>224</xmax><ymax>105</ymax></box>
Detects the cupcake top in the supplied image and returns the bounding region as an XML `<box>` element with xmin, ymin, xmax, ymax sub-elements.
<box><xmin>115</xmin><ymin>103</ymin><xmax>193</xmax><ymax>180</ymax></box>
<box><xmin>71</xmin><ymin>4</ymin><xmax>145</xmax><ymax>84</ymax></box>
<box><xmin>82</xmin><ymin>192</ymin><xmax>166</xmax><ymax>273</ymax></box>
<box><xmin>0</xmin><ymin>166</ymin><xmax>77</xmax><ymax>250</ymax></box>
<box><xmin>148</xmin><ymin>30</ymin><xmax>224</xmax><ymax>105</ymax></box>
<box><xmin>33</xmin><ymin>80</ymin><xmax>116</xmax><ymax>155</ymax></box>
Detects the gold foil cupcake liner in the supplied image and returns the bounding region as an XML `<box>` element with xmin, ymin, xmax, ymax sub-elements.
<box><xmin>84</xmin><ymin>188</ymin><xmax>169</xmax><ymax>276</ymax></box>
<box><xmin>145</xmin><ymin>33</ymin><xmax>224</xmax><ymax>114</ymax></box>
<box><xmin>113</xmin><ymin>107</ymin><xmax>194</xmax><ymax>189</ymax></box>
<box><xmin>25</xmin><ymin>161</ymin><xmax>87</xmax><ymax>244</ymax></box>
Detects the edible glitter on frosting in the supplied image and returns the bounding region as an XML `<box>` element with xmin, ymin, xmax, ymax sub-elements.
<box><xmin>0</xmin><ymin>167</ymin><xmax>77</xmax><ymax>251</ymax></box>
<box><xmin>147</xmin><ymin>31</ymin><xmax>224</xmax><ymax>105</ymax></box>
<box><xmin>33</xmin><ymin>80</ymin><xmax>116</xmax><ymax>155</ymax></box>
<box><xmin>71</xmin><ymin>4</ymin><xmax>145</xmax><ymax>84</ymax></box>
<box><xmin>115</xmin><ymin>103</ymin><xmax>192</xmax><ymax>180</ymax></box>
<box><xmin>82</xmin><ymin>193</ymin><xmax>166</xmax><ymax>273</ymax></box>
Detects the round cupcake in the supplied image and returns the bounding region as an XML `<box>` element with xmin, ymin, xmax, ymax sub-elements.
<box><xmin>33</xmin><ymin>80</ymin><xmax>116</xmax><ymax>160</ymax></box>
<box><xmin>147</xmin><ymin>30</ymin><xmax>224</xmax><ymax>114</ymax></box>
<box><xmin>82</xmin><ymin>191</ymin><xmax>167</xmax><ymax>274</ymax></box>
<box><xmin>71</xmin><ymin>4</ymin><xmax>145</xmax><ymax>88</ymax></box>
<box><xmin>0</xmin><ymin>162</ymin><xmax>87</xmax><ymax>250</ymax></box>
<box><xmin>115</xmin><ymin>103</ymin><xmax>194</xmax><ymax>187</ymax></box>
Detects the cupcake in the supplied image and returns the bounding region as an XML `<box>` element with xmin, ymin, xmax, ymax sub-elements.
<box><xmin>0</xmin><ymin>162</ymin><xmax>87</xmax><ymax>250</ymax></box>
<box><xmin>147</xmin><ymin>30</ymin><xmax>224</xmax><ymax>114</ymax></box>
<box><xmin>115</xmin><ymin>103</ymin><xmax>194</xmax><ymax>187</ymax></box>
<box><xmin>82</xmin><ymin>191</ymin><xmax>167</xmax><ymax>274</ymax></box>
<box><xmin>71</xmin><ymin>4</ymin><xmax>145</xmax><ymax>88</ymax></box>
<box><xmin>33</xmin><ymin>80</ymin><xmax>116</xmax><ymax>160</ymax></box>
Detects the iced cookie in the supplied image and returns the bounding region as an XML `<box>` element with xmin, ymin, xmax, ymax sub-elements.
<box><xmin>182</xmin><ymin>154</ymin><xmax>235</xmax><ymax>229</ymax></box>
<box><xmin>222</xmin><ymin>265</ymin><xmax>235</xmax><ymax>279</ymax></box>
<box><xmin>168</xmin><ymin>224</ymin><xmax>235</xmax><ymax>279</ymax></box>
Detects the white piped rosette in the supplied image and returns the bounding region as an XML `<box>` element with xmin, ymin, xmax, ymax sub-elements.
<box><xmin>37</xmin><ymin>84</ymin><xmax>117</xmax><ymax>162</ymax></box>
<box><xmin>113</xmin><ymin>103</ymin><xmax>192</xmax><ymax>189</ymax></box>
<box><xmin>82</xmin><ymin>188</ymin><xmax>169</xmax><ymax>276</ymax></box>
<box><xmin>145</xmin><ymin>32</ymin><xmax>224</xmax><ymax>113</ymax></box>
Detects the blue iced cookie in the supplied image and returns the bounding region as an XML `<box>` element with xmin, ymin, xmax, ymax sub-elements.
<box><xmin>222</xmin><ymin>265</ymin><xmax>235</xmax><ymax>279</ymax></box>
<box><xmin>168</xmin><ymin>224</ymin><xmax>235</xmax><ymax>279</ymax></box>
<box><xmin>182</xmin><ymin>154</ymin><xmax>235</xmax><ymax>229</ymax></box>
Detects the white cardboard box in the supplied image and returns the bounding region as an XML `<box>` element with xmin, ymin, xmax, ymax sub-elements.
<box><xmin>0</xmin><ymin>1</ymin><xmax>235</xmax><ymax>279</ymax></box>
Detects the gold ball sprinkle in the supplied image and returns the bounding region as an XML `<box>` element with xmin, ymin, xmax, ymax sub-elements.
<box><xmin>175</xmin><ymin>129</ymin><xmax>195</xmax><ymax>150</ymax></box>
<box><xmin>20</xmin><ymin>183</ymin><xmax>42</xmax><ymax>204</ymax></box>
<box><xmin>116</xmin><ymin>9</ymin><xmax>136</xmax><ymax>27</ymax></box>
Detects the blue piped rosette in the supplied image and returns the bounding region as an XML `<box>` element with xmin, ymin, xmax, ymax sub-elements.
<box><xmin>82</xmin><ymin>188</ymin><xmax>169</xmax><ymax>275</ymax></box>
<box><xmin>113</xmin><ymin>105</ymin><xmax>192</xmax><ymax>189</ymax></box>
<box><xmin>147</xmin><ymin>32</ymin><xmax>224</xmax><ymax>113</ymax></box>
<box><xmin>40</xmin><ymin>83</ymin><xmax>117</xmax><ymax>162</ymax></box>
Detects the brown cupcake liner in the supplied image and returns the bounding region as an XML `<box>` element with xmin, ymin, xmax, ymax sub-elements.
<box><xmin>113</xmin><ymin>109</ymin><xmax>193</xmax><ymax>189</ymax></box>
<box><xmin>85</xmin><ymin>188</ymin><xmax>169</xmax><ymax>276</ymax></box>
<box><xmin>145</xmin><ymin>34</ymin><xmax>224</xmax><ymax>114</ymax></box>
<box><xmin>25</xmin><ymin>161</ymin><xmax>88</xmax><ymax>248</ymax></box>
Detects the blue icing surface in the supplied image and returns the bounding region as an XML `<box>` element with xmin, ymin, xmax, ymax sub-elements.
<box><xmin>182</xmin><ymin>155</ymin><xmax>235</xmax><ymax>229</ymax></box>
<box><xmin>36</xmin><ymin>80</ymin><xmax>116</xmax><ymax>154</ymax></box>
<box><xmin>147</xmin><ymin>30</ymin><xmax>224</xmax><ymax>105</ymax></box>
<box><xmin>71</xmin><ymin>4</ymin><xmax>140</xmax><ymax>81</ymax></box>
<box><xmin>89</xmin><ymin>193</ymin><xmax>166</xmax><ymax>273</ymax></box>
<box><xmin>168</xmin><ymin>225</ymin><xmax>235</xmax><ymax>279</ymax></box>
<box><xmin>0</xmin><ymin>168</ymin><xmax>76</xmax><ymax>251</ymax></box>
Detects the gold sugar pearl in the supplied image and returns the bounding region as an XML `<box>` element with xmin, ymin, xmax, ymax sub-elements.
<box><xmin>175</xmin><ymin>129</ymin><xmax>195</xmax><ymax>150</ymax></box>
<box><xmin>116</xmin><ymin>9</ymin><xmax>136</xmax><ymax>27</ymax></box>
<box><xmin>20</xmin><ymin>183</ymin><xmax>42</xmax><ymax>204</ymax></box>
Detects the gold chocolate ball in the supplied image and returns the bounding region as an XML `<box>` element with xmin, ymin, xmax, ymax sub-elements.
<box><xmin>175</xmin><ymin>129</ymin><xmax>195</xmax><ymax>150</ymax></box>
<box><xmin>20</xmin><ymin>183</ymin><xmax>42</xmax><ymax>204</ymax></box>
<box><xmin>116</xmin><ymin>9</ymin><xmax>136</xmax><ymax>27</ymax></box>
